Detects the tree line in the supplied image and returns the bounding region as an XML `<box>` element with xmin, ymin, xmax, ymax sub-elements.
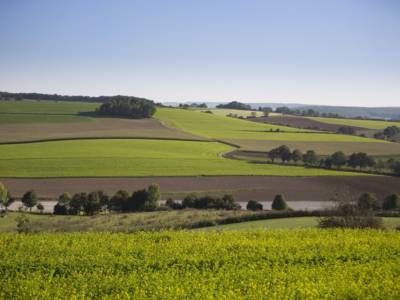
<box><xmin>216</xmin><ymin>101</ymin><xmax>252</xmax><ymax>110</ymax></box>
<box><xmin>96</xmin><ymin>96</ymin><xmax>156</xmax><ymax>118</ymax></box>
<box><xmin>0</xmin><ymin>91</ymin><xmax>156</xmax><ymax>104</ymax></box>
<box><xmin>266</xmin><ymin>145</ymin><xmax>400</xmax><ymax>175</ymax></box>
<box><xmin>374</xmin><ymin>126</ymin><xmax>400</xmax><ymax>141</ymax></box>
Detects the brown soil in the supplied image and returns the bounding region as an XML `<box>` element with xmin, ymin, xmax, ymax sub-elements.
<box><xmin>253</xmin><ymin>116</ymin><xmax>366</xmax><ymax>132</ymax></box>
<box><xmin>0</xmin><ymin>117</ymin><xmax>203</xmax><ymax>143</ymax></box>
<box><xmin>2</xmin><ymin>176</ymin><xmax>399</xmax><ymax>202</ymax></box>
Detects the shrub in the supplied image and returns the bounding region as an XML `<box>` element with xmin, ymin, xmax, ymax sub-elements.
<box><xmin>382</xmin><ymin>194</ymin><xmax>400</xmax><ymax>210</ymax></box>
<box><xmin>16</xmin><ymin>214</ymin><xmax>31</xmax><ymax>233</ymax></box>
<box><xmin>357</xmin><ymin>193</ymin><xmax>380</xmax><ymax>210</ymax></box>
<box><xmin>36</xmin><ymin>203</ymin><xmax>44</xmax><ymax>213</ymax></box>
<box><xmin>246</xmin><ymin>200</ymin><xmax>263</xmax><ymax>211</ymax></box>
<box><xmin>319</xmin><ymin>201</ymin><xmax>383</xmax><ymax>229</ymax></box>
<box><xmin>21</xmin><ymin>190</ymin><xmax>38</xmax><ymax>211</ymax></box>
<box><xmin>182</xmin><ymin>194</ymin><xmax>239</xmax><ymax>210</ymax></box>
<box><xmin>165</xmin><ymin>198</ymin><xmax>183</xmax><ymax>210</ymax></box>
<box><xmin>272</xmin><ymin>194</ymin><xmax>288</xmax><ymax>210</ymax></box>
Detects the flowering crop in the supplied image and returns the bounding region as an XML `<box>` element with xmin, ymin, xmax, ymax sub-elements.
<box><xmin>0</xmin><ymin>229</ymin><xmax>399</xmax><ymax>299</ymax></box>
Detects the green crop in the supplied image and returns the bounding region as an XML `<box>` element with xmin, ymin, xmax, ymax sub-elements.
<box><xmin>0</xmin><ymin>230</ymin><xmax>399</xmax><ymax>299</ymax></box>
<box><xmin>0</xmin><ymin>139</ymin><xmax>362</xmax><ymax>177</ymax></box>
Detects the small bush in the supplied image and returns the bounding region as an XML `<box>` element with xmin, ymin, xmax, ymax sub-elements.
<box><xmin>272</xmin><ymin>194</ymin><xmax>287</xmax><ymax>210</ymax></box>
<box><xmin>16</xmin><ymin>214</ymin><xmax>31</xmax><ymax>233</ymax></box>
<box><xmin>382</xmin><ymin>194</ymin><xmax>400</xmax><ymax>210</ymax></box>
<box><xmin>246</xmin><ymin>200</ymin><xmax>263</xmax><ymax>211</ymax></box>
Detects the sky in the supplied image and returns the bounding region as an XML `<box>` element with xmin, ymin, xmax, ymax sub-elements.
<box><xmin>0</xmin><ymin>0</ymin><xmax>399</xmax><ymax>106</ymax></box>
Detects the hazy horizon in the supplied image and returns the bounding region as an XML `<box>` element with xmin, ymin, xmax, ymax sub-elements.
<box><xmin>1</xmin><ymin>0</ymin><xmax>400</xmax><ymax>106</ymax></box>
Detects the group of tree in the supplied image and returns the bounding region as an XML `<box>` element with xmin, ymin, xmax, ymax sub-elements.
<box><xmin>266</xmin><ymin>146</ymin><xmax>398</xmax><ymax>173</ymax></box>
<box><xmin>374</xmin><ymin>126</ymin><xmax>400</xmax><ymax>140</ymax></box>
<box><xmin>96</xmin><ymin>96</ymin><xmax>156</xmax><ymax>118</ymax></box>
<box><xmin>167</xmin><ymin>194</ymin><xmax>240</xmax><ymax>210</ymax></box>
<box><xmin>274</xmin><ymin>106</ymin><xmax>343</xmax><ymax>118</ymax></box>
<box><xmin>319</xmin><ymin>192</ymin><xmax>400</xmax><ymax>229</ymax></box>
<box><xmin>268</xmin><ymin>146</ymin><xmax>319</xmax><ymax>166</ymax></box>
<box><xmin>54</xmin><ymin>184</ymin><xmax>160</xmax><ymax>215</ymax></box>
<box><xmin>0</xmin><ymin>185</ymin><xmax>45</xmax><ymax>214</ymax></box>
<box><xmin>216</xmin><ymin>101</ymin><xmax>252</xmax><ymax>110</ymax></box>
<box><xmin>246</xmin><ymin>194</ymin><xmax>288</xmax><ymax>211</ymax></box>
<box><xmin>0</xmin><ymin>91</ymin><xmax>158</xmax><ymax>104</ymax></box>
<box><xmin>337</xmin><ymin>126</ymin><xmax>356</xmax><ymax>135</ymax></box>
<box><xmin>179</xmin><ymin>103</ymin><xmax>208</xmax><ymax>109</ymax></box>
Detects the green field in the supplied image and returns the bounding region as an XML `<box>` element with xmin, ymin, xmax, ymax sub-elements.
<box><xmin>1</xmin><ymin>230</ymin><xmax>399</xmax><ymax>299</ymax></box>
<box><xmin>155</xmin><ymin>108</ymin><xmax>309</xmax><ymax>139</ymax></box>
<box><xmin>0</xmin><ymin>100</ymin><xmax>98</xmax><ymax>124</ymax></box>
<box><xmin>203</xmin><ymin>216</ymin><xmax>400</xmax><ymax>230</ymax></box>
<box><xmin>0</xmin><ymin>99</ymin><xmax>99</xmax><ymax>114</ymax></box>
<box><xmin>0</xmin><ymin>139</ymin><xmax>361</xmax><ymax>177</ymax></box>
<box><xmin>308</xmin><ymin>116</ymin><xmax>400</xmax><ymax>130</ymax></box>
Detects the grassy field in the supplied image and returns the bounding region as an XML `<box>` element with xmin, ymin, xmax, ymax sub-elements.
<box><xmin>0</xmin><ymin>100</ymin><xmax>98</xmax><ymax>124</ymax></box>
<box><xmin>1</xmin><ymin>230</ymin><xmax>399</xmax><ymax>299</ymax></box>
<box><xmin>0</xmin><ymin>99</ymin><xmax>99</xmax><ymax>114</ymax></box>
<box><xmin>0</xmin><ymin>139</ymin><xmax>360</xmax><ymax>177</ymax></box>
<box><xmin>203</xmin><ymin>216</ymin><xmax>400</xmax><ymax>230</ymax></box>
<box><xmin>155</xmin><ymin>108</ymin><xmax>309</xmax><ymax>139</ymax></box>
<box><xmin>308</xmin><ymin>116</ymin><xmax>400</xmax><ymax>130</ymax></box>
<box><xmin>0</xmin><ymin>210</ymin><xmax>261</xmax><ymax>232</ymax></box>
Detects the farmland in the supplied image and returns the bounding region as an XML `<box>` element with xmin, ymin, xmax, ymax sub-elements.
<box><xmin>154</xmin><ymin>107</ymin><xmax>305</xmax><ymax>139</ymax></box>
<box><xmin>0</xmin><ymin>139</ymin><xmax>357</xmax><ymax>177</ymax></box>
<box><xmin>203</xmin><ymin>216</ymin><xmax>400</xmax><ymax>230</ymax></box>
<box><xmin>0</xmin><ymin>230</ymin><xmax>399</xmax><ymax>299</ymax></box>
<box><xmin>308</xmin><ymin>116</ymin><xmax>400</xmax><ymax>130</ymax></box>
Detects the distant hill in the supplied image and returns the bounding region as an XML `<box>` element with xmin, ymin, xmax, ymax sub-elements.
<box><xmin>167</xmin><ymin>101</ymin><xmax>400</xmax><ymax>120</ymax></box>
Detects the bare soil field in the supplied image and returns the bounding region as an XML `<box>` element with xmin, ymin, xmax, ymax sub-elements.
<box><xmin>229</xmin><ymin>139</ymin><xmax>400</xmax><ymax>155</ymax></box>
<box><xmin>252</xmin><ymin>116</ymin><xmax>366</xmax><ymax>132</ymax></box>
<box><xmin>2</xmin><ymin>176</ymin><xmax>399</xmax><ymax>202</ymax></box>
<box><xmin>0</xmin><ymin>117</ymin><xmax>203</xmax><ymax>143</ymax></box>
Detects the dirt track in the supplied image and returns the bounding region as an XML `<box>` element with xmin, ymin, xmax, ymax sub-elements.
<box><xmin>2</xmin><ymin>176</ymin><xmax>399</xmax><ymax>202</ymax></box>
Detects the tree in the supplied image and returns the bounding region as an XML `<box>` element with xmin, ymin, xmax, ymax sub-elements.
<box><xmin>272</xmin><ymin>194</ymin><xmax>288</xmax><ymax>210</ymax></box>
<box><xmin>246</xmin><ymin>200</ymin><xmax>263</xmax><ymax>211</ymax></box>
<box><xmin>216</xmin><ymin>101</ymin><xmax>251</xmax><ymax>110</ymax></box>
<box><xmin>108</xmin><ymin>190</ymin><xmax>130</xmax><ymax>211</ymax></box>
<box><xmin>383</xmin><ymin>126</ymin><xmax>400</xmax><ymax>138</ymax></box>
<box><xmin>275</xmin><ymin>107</ymin><xmax>292</xmax><ymax>114</ymax></box>
<box><xmin>291</xmin><ymin>149</ymin><xmax>303</xmax><ymax>164</ymax></box>
<box><xmin>21</xmin><ymin>190</ymin><xmax>38</xmax><ymax>211</ymax></box>
<box><xmin>0</xmin><ymin>182</ymin><xmax>14</xmax><ymax>212</ymax></box>
<box><xmin>357</xmin><ymin>193</ymin><xmax>379</xmax><ymax>211</ymax></box>
<box><xmin>391</xmin><ymin>161</ymin><xmax>400</xmax><ymax>175</ymax></box>
<box><xmin>97</xmin><ymin>96</ymin><xmax>156</xmax><ymax>118</ymax></box>
<box><xmin>276</xmin><ymin>145</ymin><xmax>291</xmax><ymax>163</ymax></box>
<box><xmin>302</xmin><ymin>150</ymin><xmax>318</xmax><ymax>166</ymax></box>
<box><xmin>348</xmin><ymin>152</ymin><xmax>375</xmax><ymax>169</ymax></box>
<box><xmin>144</xmin><ymin>184</ymin><xmax>160</xmax><ymax>211</ymax></box>
<box><xmin>69</xmin><ymin>193</ymin><xmax>87</xmax><ymax>215</ymax></box>
<box><xmin>36</xmin><ymin>203</ymin><xmax>44</xmax><ymax>214</ymax></box>
<box><xmin>330</xmin><ymin>151</ymin><xmax>347</xmax><ymax>168</ymax></box>
<box><xmin>382</xmin><ymin>194</ymin><xmax>400</xmax><ymax>210</ymax></box>
<box><xmin>268</xmin><ymin>148</ymin><xmax>279</xmax><ymax>163</ymax></box>
<box><xmin>337</xmin><ymin>126</ymin><xmax>355</xmax><ymax>135</ymax></box>
<box><xmin>83</xmin><ymin>191</ymin><xmax>104</xmax><ymax>215</ymax></box>
<box><xmin>127</xmin><ymin>184</ymin><xmax>160</xmax><ymax>212</ymax></box>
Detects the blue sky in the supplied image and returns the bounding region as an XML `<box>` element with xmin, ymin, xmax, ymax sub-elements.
<box><xmin>0</xmin><ymin>0</ymin><xmax>399</xmax><ymax>106</ymax></box>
